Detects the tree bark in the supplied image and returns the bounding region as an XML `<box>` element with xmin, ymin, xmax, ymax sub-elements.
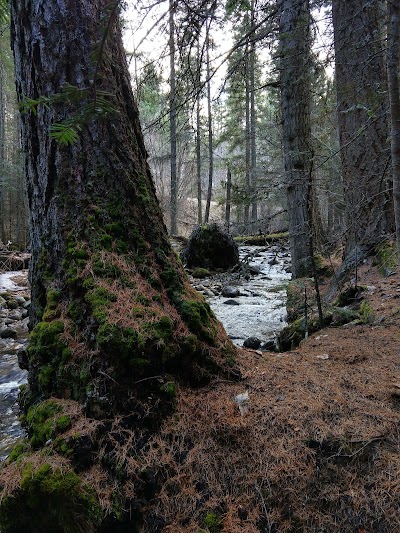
<box><xmin>250</xmin><ymin>0</ymin><xmax>257</xmax><ymax>224</ymax></box>
<box><xmin>169</xmin><ymin>0</ymin><xmax>178</xmax><ymax>234</ymax></box>
<box><xmin>387</xmin><ymin>0</ymin><xmax>400</xmax><ymax>255</ymax></box>
<box><xmin>204</xmin><ymin>24</ymin><xmax>213</xmax><ymax>224</ymax></box>
<box><xmin>196</xmin><ymin>44</ymin><xmax>202</xmax><ymax>225</ymax></box>
<box><xmin>225</xmin><ymin>166</ymin><xmax>232</xmax><ymax>231</ymax></box>
<box><xmin>332</xmin><ymin>0</ymin><xmax>393</xmax><ymax>253</ymax></box>
<box><xmin>7</xmin><ymin>1</ymin><xmax>236</xmax><ymax>528</ymax></box>
<box><xmin>244</xmin><ymin>41</ymin><xmax>251</xmax><ymax>231</ymax></box>
<box><xmin>279</xmin><ymin>0</ymin><xmax>313</xmax><ymax>278</ymax></box>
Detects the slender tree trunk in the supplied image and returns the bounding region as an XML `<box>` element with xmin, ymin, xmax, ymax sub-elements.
<box><xmin>196</xmin><ymin>44</ymin><xmax>202</xmax><ymax>225</ymax></box>
<box><xmin>225</xmin><ymin>166</ymin><xmax>232</xmax><ymax>231</ymax></box>
<box><xmin>7</xmin><ymin>1</ymin><xmax>236</xmax><ymax>528</ymax></box>
<box><xmin>204</xmin><ymin>25</ymin><xmax>213</xmax><ymax>224</ymax></box>
<box><xmin>332</xmin><ymin>0</ymin><xmax>393</xmax><ymax>253</ymax></box>
<box><xmin>0</xmin><ymin>65</ymin><xmax>5</xmax><ymax>244</ymax></box>
<box><xmin>279</xmin><ymin>0</ymin><xmax>313</xmax><ymax>278</ymax></box>
<box><xmin>250</xmin><ymin>0</ymin><xmax>257</xmax><ymax>224</ymax></box>
<box><xmin>244</xmin><ymin>42</ymin><xmax>251</xmax><ymax>231</ymax></box>
<box><xmin>387</xmin><ymin>0</ymin><xmax>400</xmax><ymax>255</ymax></box>
<box><xmin>169</xmin><ymin>0</ymin><xmax>178</xmax><ymax>234</ymax></box>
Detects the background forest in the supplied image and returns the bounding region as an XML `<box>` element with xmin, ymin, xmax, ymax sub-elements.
<box><xmin>1</xmin><ymin>0</ymin><xmax>399</xmax><ymax>273</ymax></box>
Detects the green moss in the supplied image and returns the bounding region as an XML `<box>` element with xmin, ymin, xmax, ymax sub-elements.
<box><xmin>67</xmin><ymin>302</ymin><xmax>83</xmax><ymax>323</ymax></box>
<box><xmin>160</xmin><ymin>381</ymin><xmax>176</xmax><ymax>398</ymax></box>
<box><xmin>116</xmin><ymin>239</ymin><xmax>128</xmax><ymax>253</ymax></box>
<box><xmin>97</xmin><ymin>323</ymin><xmax>145</xmax><ymax>364</ymax></box>
<box><xmin>358</xmin><ymin>301</ymin><xmax>374</xmax><ymax>323</ymax></box>
<box><xmin>204</xmin><ymin>512</ymin><xmax>222</xmax><ymax>532</ymax></box>
<box><xmin>178</xmin><ymin>299</ymin><xmax>216</xmax><ymax>344</ymax></box>
<box><xmin>192</xmin><ymin>267</ymin><xmax>210</xmax><ymax>279</ymax></box>
<box><xmin>160</xmin><ymin>266</ymin><xmax>182</xmax><ymax>290</ymax></box>
<box><xmin>38</xmin><ymin>249</ymin><xmax>54</xmax><ymax>281</ymax></box>
<box><xmin>28</xmin><ymin>320</ymin><xmax>65</xmax><ymax>365</ymax></box>
<box><xmin>67</xmin><ymin>243</ymin><xmax>89</xmax><ymax>261</ymax></box>
<box><xmin>99</xmin><ymin>232</ymin><xmax>112</xmax><ymax>250</ymax></box>
<box><xmin>56</xmin><ymin>415</ymin><xmax>71</xmax><ymax>432</ymax></box>
<box><xmin>38</xmin><ymin>364</ymin><xmax>54</xmax><ymax>390</ymax></box>
<box><xmin>92</xmin><ymin>256</ymin><xmax>121</xmax><ymax>278</ymax></box>
<box><xmin>234</xmin><ymin>232</ymin><xmax>289</xmax><ymax>245</ymax></box>
<box><xmin>374</xmin><ymin>240</ymin><xmax>398</xmax><ymax>275</ymax></box>
<box><xmin>85</xmin><ymin>287</ymin><xmax>116</xmax><ymax>323</ymax></box>
<box><xmin>0</xmin><ymin>463</ymin><xmax>101</xmax><ymax>532</ymax></box>
<box><xmin>7</xmin><ymin>440</ymin><xmax>29</xmax><ymax>463</ymax></box>
<box><xmin>42</xmin><ymin>289</ymin><xmax>61</xmax><ymax>321</ymax></box>
<box><xmin>25</xmin><ymin>400</ymin><xmax>62</xmax><ymax>448</ymax></box>
<box><xmin>54</xmin><ymin>437</ymin><xmax>74</xmax><ymax>456</ymax></box>
<box><xmin>105</xmin><ymin>222</ymin><xmax>123</xmax><ymax>236</ymax></box>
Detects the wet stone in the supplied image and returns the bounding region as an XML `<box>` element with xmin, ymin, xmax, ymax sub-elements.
<box><xmin>223</xmin><ymin>299</ymin><xmax>240</xmax><ymax>305</ymax></box>
<box><xmin>243</xmin><ymin>337</ymin><xmax>262</xmax><ymax>349</ymax></box>
<box><xmin>0</xmin><ymin>327</ymin><xmax>18</xmax><ymax>339</ymax></box>
<box><xmin>222</xmin><ymin>285</ymin><xmax>240</xmax><ymax>298</ymax></box>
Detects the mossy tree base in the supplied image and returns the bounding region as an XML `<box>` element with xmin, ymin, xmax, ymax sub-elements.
<box><xmin>2</xmin><ymin>2</ymin><xmax>239</xmax><ymax>530</ymax></box>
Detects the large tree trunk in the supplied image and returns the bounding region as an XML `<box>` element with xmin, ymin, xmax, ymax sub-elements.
<box><xmin>332</xmin><ymin>0</ymin><xmax>393</xmax><ymax>253</ymax></box>
<box><xmin>387</xmin><ymin>0</ymin><xmax>400</xmax><ymax>255</ymax></box>
<box><xmin>279</xmin><ymin>0</ymin><xmax>313</xmax><ymax>278</ymax></box>
<box><xmin>5</xmin><ymin>1</ymin><xmax>236</xmax><ymax>529</ymax></box>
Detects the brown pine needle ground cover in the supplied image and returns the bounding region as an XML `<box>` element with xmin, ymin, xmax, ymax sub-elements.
<box><xmin>139</xmin><ymin>260</ymin><xmax>400</xmax><ymax>532</ymax></box>
<box><xmin>1</xmin><ymin>260</ymin><xmax>399</xmax><ymax>532</ymax></box>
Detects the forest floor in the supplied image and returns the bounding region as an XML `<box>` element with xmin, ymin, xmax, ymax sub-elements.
<box><xmin>149</xmin><ymin>258</ymin><xmax>400</xmax><ymax>533</ymax></box>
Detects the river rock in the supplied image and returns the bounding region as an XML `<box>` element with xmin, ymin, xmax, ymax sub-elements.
<box><xmin>17</xmin><ymin>348</ymin><xmax>29</xmax><ymax>370</ymax></box>
<box><xmin>223</xmin><ymin>299</ymin><xmax>240</xmax><ymax>305</ymax></box>
<box><xmin>8</xmin><ymin>310</ymin><xmax>22</xmax><ymax>321</ymax></box>
<box><xmin>222</xmin><ymin>285</ymin><xmax>240</xmax><ymax>297</ymax></box>
<box><xmin>15</xmin><ymin>296</ymin><xmax>26</xmax><ymax>306</ymax></box>
<box><xmin>243</xmin><ymin>336</ymin><xmax>262</xmax><ymax>349</ymax></box>
<box><xmin>0</xmin><ymin>327</ymin><xmax>17</xmax><ymax>339</ymax></box>
<box><xmin>6</xmin><ymin>299</ymin><xmax>18</xmax><ymax>310</ymax></box>
<box><xmin>23</xmin><ymin>300</ymin><xmax>31</xmax><ymax>309</ymax></box>
<box><xmin>262</xmin><ymin>338</ymin><xmax>277</xmax><ymax>351</ymax></box>
<box><xmin>247</xmin><ymin>264</ymin><xmax>262</xmax><ymax>275</ymax></box>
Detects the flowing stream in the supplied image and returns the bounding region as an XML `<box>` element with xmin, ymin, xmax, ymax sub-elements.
<box><xmin>191</xmin><ymin>244</ymin><xmax>291</xmax><ymax>347</ymax></box>
<box><xmin>0</xmin><ymin>271</ymin><xmax>29</xmax><ymax>461</ymax></box>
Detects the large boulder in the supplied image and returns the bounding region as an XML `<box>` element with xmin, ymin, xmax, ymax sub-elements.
<box><xmin>181</xmin><ymin>224</ymin><xmax>239</xmax><ymax>270</ymax></box>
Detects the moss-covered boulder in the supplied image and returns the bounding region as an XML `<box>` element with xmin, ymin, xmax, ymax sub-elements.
<box><xmin>181</xmin><ymin>224</ymin><xmax>239</xmax><ymax>270</ymax></box>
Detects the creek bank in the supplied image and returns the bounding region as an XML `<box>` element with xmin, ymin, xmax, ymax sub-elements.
<box><xmin>0</xmin><ymin>271</ymin><xmax>29</xmax><ymax>461</ymax></box>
